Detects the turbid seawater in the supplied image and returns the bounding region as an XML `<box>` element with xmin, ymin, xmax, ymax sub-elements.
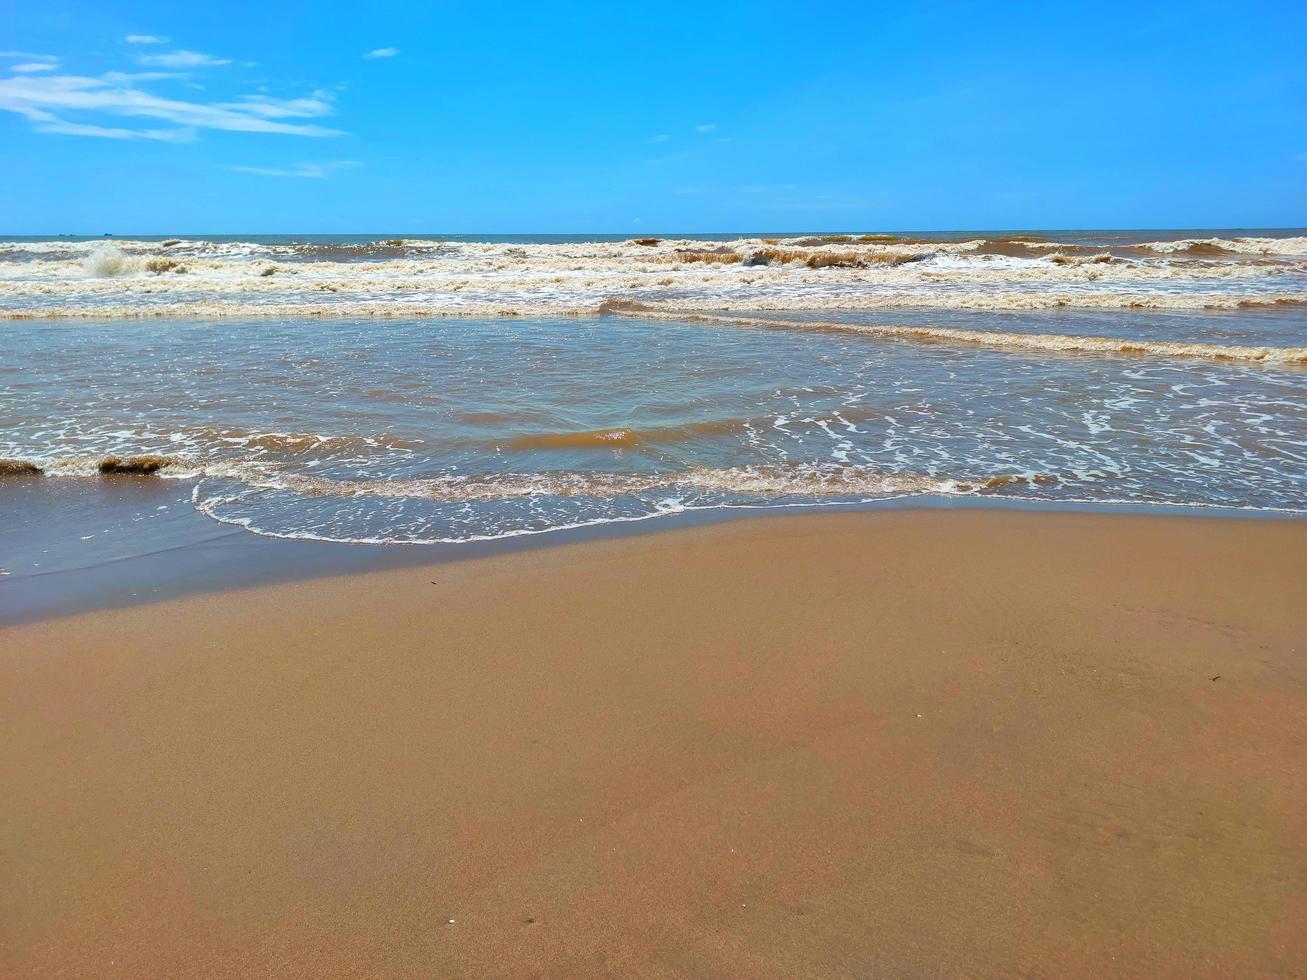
<box><xmin>2</xmin><ymin>230</ymin><xmax>1305</xmax><ymax>577</ymax></box>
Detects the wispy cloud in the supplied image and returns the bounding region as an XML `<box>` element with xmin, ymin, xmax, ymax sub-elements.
<box><xmin>101</xmin><ymin>71</ymin><xmax>184</xmax><ymax>84</ymax></box>
<box><xmin>124</xmin><ymin>35</ymin><xmax>168</xmax><ymax>45</ymax></box>
<box><xmin>16</xmin><ymin>107</ymin><xmax>194</xmax><ymax>141</ymax></box>
<box><xmin>695</xmin><ymin>123</ymin><xmax>717</xmax><ymax>133</ymax></box>
<box><xmin>363</xmin><ymin>47</ymin><xmax>399</xmax><ymax>59</ymax></box>
<box><xmin>227</xmin><ymin>160</ymin><xmax>361</xmax><ymax>178</ymax></box>
<box><xmin>137</xmin><ymin>49</ymin><xmax>231</xmax><ymax>68</ymax></box>
<box><xmin>11</xmin><ymin>63</ymin><xmax>56</xmax><ymax>73</ymax></box>
<box><xmin>651</xmin><ymin>133</ymin><xmax>670</xmax><ymax>143</ymax></box>
<box><xmin>0</xmin><ymin>51</ymin><xmax>57</xmax><ymax>64</ymax></box>
<box><xmin>0</xmin><ymin>72</ymin><xmax>345</xmax><ymax>140</ymax></box>
<box><xmin>218</xmin><ymin>93</ymin><xmax>336</xmax><ymax>119</ymax></box>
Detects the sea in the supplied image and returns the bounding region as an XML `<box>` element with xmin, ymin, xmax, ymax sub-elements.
<box><xmin>2</xmin><ymin>229</ymin><xmax>1305</xmax><ymax>588</ymax></box>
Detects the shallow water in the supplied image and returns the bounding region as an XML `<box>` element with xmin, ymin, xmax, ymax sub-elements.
<box><xmin>4</xmin><ymin>229</ymin><xmax>1305</xmax><ymax>572</ymax></box>
<box><xmin>2</xmin><ymin>307</ymin><xmax>1304</xmax><ymax>560</ymax></box>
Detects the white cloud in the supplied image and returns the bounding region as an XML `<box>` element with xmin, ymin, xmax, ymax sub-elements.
<box><xmin>137</xmin><ymin>49</ymin><xmax>231</xmax><ymax>68</ymax></box>
<box><xmin>651</xmin><ymin>133</ymin><xmax>669</xmax><ymax>143</ymax></box>
<box><xmin>695</xmin><ymin>123</ymin><xmax>717</xmax><ymax>133</ymax></box>
<box><xmin>101</xmin><ymin>71</ymin><xmax>184</xmax><ymax>84</ymax></box>
<box><xmin>220</xmin><ymin>93</ymin><xmax>335</xmax><ymax>119</ymax></box>
<box><xmin>0</xmin><ymin>51</ymin><xmax>57</xmax><ymax>61</ymax></box>
<box><xmin>363</xmin><ymin>48</ymin><xmax>399</xmax><ymax>59</ymax></box>
<box><xmin>0</xmin><ymin>72</ymin><xmax>345</xmax><ymax>140</ymax></box>
<box><xmin>11</xmin><ymin>63</ymin><xmax>56</xmax><ymax>73</ymax></box>
<box><xmin>228</xmin><ymin>160</ymin><xmax>361</xmax><ymax>178</ymax></box>
<box><xmin>125</xmin><ymin>35</ymin><xmax>168</xmax><ymax>45</ymax></box>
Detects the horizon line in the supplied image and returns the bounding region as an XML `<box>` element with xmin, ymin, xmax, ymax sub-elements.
<box><xmin>4</xmin><ymin>225</ymin><xmax>1306</xmax><ymax>238</ymax></box>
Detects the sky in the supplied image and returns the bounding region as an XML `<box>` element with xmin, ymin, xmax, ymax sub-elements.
<box><xmin>1</xmin><ymin>0</ymin><xmax>1305</xmax><ymax>234</ymax></box>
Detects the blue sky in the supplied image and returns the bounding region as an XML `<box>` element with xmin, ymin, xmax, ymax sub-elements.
<box><xmin>1</xmin><ymin>0</ymin><xmax>1305</xmax><ymax>233</ymax></box>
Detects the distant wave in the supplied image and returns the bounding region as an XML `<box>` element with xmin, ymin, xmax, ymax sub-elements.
<box><xmin>606</xmin><ymin>304</ymin><xmax>1307</xmax><ymax>365</ymax></box>
<box><xmin>1135</xmin><ymin>236</ymin><xmax>1307</xmax><ymax>256</ymax></box>
<box><xmin>2</xmin><ymin>232</ymin><xmax>1304</xmax><ymax>322</ymax></box>
<box><xmin>5</xmin><ymin>232</ymin><xmax>1306</xmax><ymax>258</ymax></box>
<box><xmin>3</xmin><ymin>291</ymin><xmax>1304</xmax><ymax>322</ymax></box>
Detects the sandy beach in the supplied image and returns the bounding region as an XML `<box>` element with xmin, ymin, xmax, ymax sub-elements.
<box><xmin>2</xmin><ymin>509</ymin><xmax>1304</xmax><ymax>977</ymax></box>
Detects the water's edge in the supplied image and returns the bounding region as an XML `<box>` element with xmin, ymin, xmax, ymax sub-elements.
<box><xmin>2</xmin><ymin>479</ymin><xmax>1299</xmax><ymax>628</ymax></box>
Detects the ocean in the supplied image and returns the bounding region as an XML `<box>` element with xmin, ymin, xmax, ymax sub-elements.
<box><xmin>2</xmin><ymin>229</ymin><xmax>1305</xmax><ymax>577</ymax></box>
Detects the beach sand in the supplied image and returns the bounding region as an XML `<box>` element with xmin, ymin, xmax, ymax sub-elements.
<box><xmin>2</xmin><ymin>509</ymin><xmax>1304</xmax><ymax>977</ymax></box>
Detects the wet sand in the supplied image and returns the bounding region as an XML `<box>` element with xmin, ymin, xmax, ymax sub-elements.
<box><xmin>2</xmin><ymin>509</ymin><xmax>1305</xmax><ymax>977</ymax></box>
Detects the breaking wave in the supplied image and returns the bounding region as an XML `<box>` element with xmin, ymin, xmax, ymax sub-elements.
<box><xmin>83</xmin><ymin>244</ymin><xmax>136</xmax><ymax>278</ymax></box>
<box><xmin>2</xmin><ymin>231</ymin><xmax>1304</xmax><ymax>319</ymax></box>
<box><xmin>1</xmin><ymin>448</ymin><xmax>1052</xmax><ymax>504</ymax></box>
<box><xmin>191</xmin><ymin>461</ymin><xmax>979</xmax><ymax>501</ymax></box>
<box><xmin>1137</xmin><ymin>236</ymin><xmax>1307</xmax><ymax>256</ymax></box>
<box><xmin>606</xmin><ymin>304</ymin><xmax>1307</xmax><ymax>365</ymax></box>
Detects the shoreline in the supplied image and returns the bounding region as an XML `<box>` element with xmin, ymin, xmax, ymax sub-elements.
<box><xmin>3</xmin><ymin>507</ymin><xmax>1304</xmax><ymax>976</ymax></box>
<box><xmin>4</xmin><ymin>479</ymin><xmax>1305</xmax><ymax>626</ymax></box>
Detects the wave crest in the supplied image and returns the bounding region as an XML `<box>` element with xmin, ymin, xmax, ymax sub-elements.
<box><xmin>83</xmin><ymin>245</ymin><xmax>137</xmax><ymax>278</ymax></box>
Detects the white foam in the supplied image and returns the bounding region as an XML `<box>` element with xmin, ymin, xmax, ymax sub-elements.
<box><xmin>83</xmin><ymin>244</ymin><xmax>137</xmax><ymax>278</ymax></box>
<box><xmin>1</xmin><ymin>234</ymin><xmax>1302</xmax><ymax>318</ymax></box>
